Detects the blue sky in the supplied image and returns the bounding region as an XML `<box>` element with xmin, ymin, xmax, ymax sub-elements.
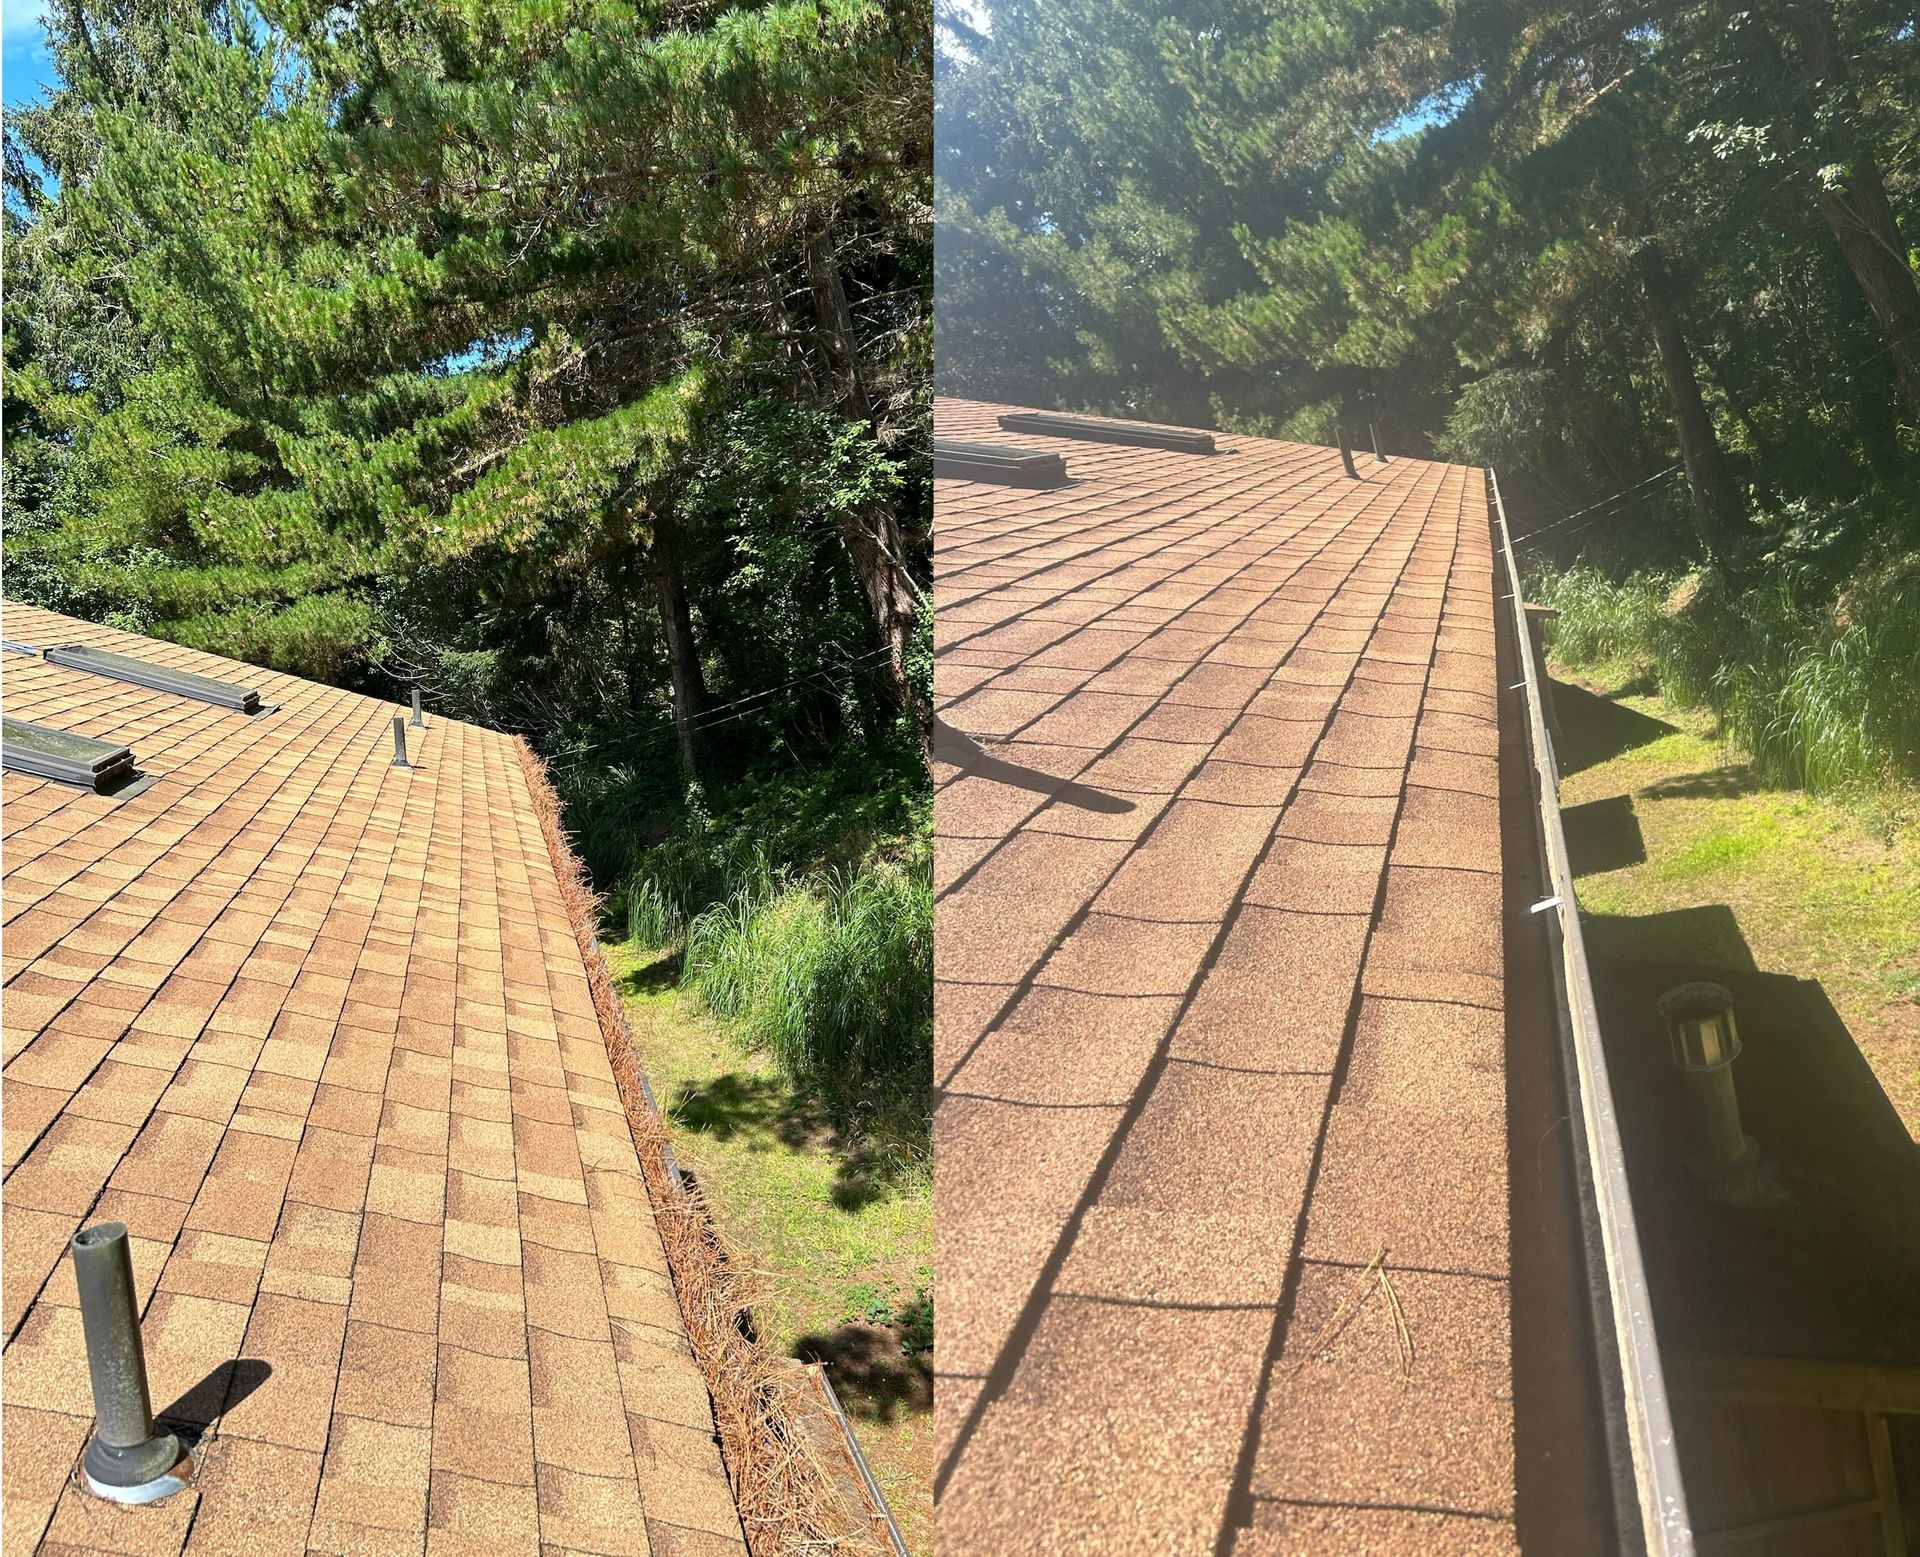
<box><xmin>4</xmin><ymin>0</ymin><xmax>57</xmax><ymax>109</ymax></box>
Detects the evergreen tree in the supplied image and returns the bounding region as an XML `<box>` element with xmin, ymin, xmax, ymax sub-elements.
<box><xmin>5</xmin><ymin>0</ymin><xmax>932</xmax><ymax>770</ymax></box>
<box><xmin>937</xmin><ymin>0</ymin><xmax>1919</xmax><ymax>556</ymax></box>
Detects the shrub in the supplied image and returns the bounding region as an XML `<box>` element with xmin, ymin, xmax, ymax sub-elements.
<box><xmin>1531</xmin><ymin>555</ymin><xmax>1920</xmax><ymax>792</ymax></box>
<box><xmin>1532</xmin><ymin>565</ymin><xmax>1669</xmax><ymax>668</ymax></box>
<box><xmin>686</xmin><ymin>854</ymin><xmax>933</xmax><ymax>1099</ymax></box>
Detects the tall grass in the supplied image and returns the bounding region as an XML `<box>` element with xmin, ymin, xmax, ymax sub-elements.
<box><xmin>1533</xmin><ymin>558</ymin><xmax>1920</xmax><ymax>792</ymax></box>
<box><xmin>626</xmin><ymin>825</ymin><xmax>774</xmax><ymax>948</ymax></box>
<box><xmin>686</xmin><ymin>855</ymin><xmax>933</xmax><ymax>1100</ymax></box>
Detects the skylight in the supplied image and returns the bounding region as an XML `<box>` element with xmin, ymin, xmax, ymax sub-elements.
<box><xmin>43</xmin><ymin>644</ymin><xmax>264</xmax><ymax>713</ymax></box>
<box><xmin>1</xmin><ymin>718</ymin><xmax>138</xmax><ymax>792</ymax></box>
<box><xmin>995</xmin><ymin>411</ymin><xmax>1217</xmax><ymax>454</ymax></box>
<box><xmin>932</xmin><ymin>440</ymin><xmax>1070</xmax><ymax>488</ymax></box>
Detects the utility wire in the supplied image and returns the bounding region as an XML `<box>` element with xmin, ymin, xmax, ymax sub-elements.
<box><xmin>542</xmin><ymin>645</ymin><xmax>899</xmax><ymax>773</ymax></box>
<box><xmin>1509</xmin><ymin>462</ymin><xmax>1686</xmax><ymax>548</ymax></box>
<box><xmin>1513</xmin><ymin>471</ymin><xmax>1689</xmax><ymax>553</ymax></box>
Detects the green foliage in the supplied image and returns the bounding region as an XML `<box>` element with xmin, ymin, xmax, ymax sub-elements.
<box><xmin>5</xmin><ymin>0</ymin><xmax>931</xmax><ymax>744</ymax></box>
<box><xmin>1434</xmin><ymin>369</ymin><xmax>1575</xmax><ymax>473</ymax></box>
<box><xmin>1530</xmin><ymin>567</ymin><xmax>1670</xmax><ymax>668</ymax></box>
<box><xmin>686</xmin><ymin>853</ymin><xmax>933</xmax><ymax>1101</ymax></box>
<box><xmin>1535</xmin><ymin>558</ymin><xmax>1920</xmax><ymax>792</ymax></box>
<box><xmin>938</xmin><ymin>0</ymin><xmax>1920</xmax><ymax>556</ymax></box>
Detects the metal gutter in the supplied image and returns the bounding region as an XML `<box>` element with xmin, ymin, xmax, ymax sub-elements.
<box><xmin>1489</xmin><ymin>467</ymin><xmax>1694</xmax><ymax>1556</ymax></box>
<box><xmin>806</xmin><ymin>1362</ymin><xmax>910</xmax><ymax>1557</ymax></box>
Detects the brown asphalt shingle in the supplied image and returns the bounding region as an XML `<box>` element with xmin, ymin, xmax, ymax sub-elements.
<box><xmin>933</xmin><ymin>400</ymin><xmax>1517</xmax><ymax>1553</ymax></box>
<box><xmin>1</xmin><ymin>600</ymin><xmax>744</xmax><ymax>1557</ymax></box>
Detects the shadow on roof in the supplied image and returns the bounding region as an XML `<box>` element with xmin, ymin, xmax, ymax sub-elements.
<box><xmin>157</xmin><ymin>1357</ymin><xmax>272</xmax><ymax>1438</ymax></box>
<box><xmin>933</xmin><ymin>718</ymin><xmax>1136</xmax><ymax>814</ymax></box>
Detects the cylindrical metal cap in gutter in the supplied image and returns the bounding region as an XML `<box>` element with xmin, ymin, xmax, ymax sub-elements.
<box><xmin>1490</xmin><ymin>467</ymin><xmax>1695</xmax><ymax>1556</ymax></box>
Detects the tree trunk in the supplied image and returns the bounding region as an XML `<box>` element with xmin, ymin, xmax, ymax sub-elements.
<box><xmin>1637</xmin><ymin>248</ymin><xmax>1751</xmax><ymax>554</ymax></box>
<box><xmin>647</xmin><ymin>515</ymin><xmax>707</xmax><ymax>782</ymax></box>
<box><xmin>1775</xmin><ymin>3</ymin><xmax>1920</xmax><ymax>423</ymax></box>
<box><xmin>804</xmin><ymin>232</ymin><xmax>929</xmax><ymax>762</ymax></box>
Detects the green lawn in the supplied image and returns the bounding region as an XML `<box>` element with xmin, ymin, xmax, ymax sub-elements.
<box><xmin>603</xmin><ymin>935</ymin><xmax>934</xmax><ymax>1554</ymax></box>
<box><xmin>1553</xmin><ymin>663</ymin><xmax>1920</xmax><ymax>1133</ymax></box>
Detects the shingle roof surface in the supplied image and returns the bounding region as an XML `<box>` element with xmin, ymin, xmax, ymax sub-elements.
<box><xmin>932</xmin><ymin>401</ymin><xmax>1517</xmax><ymax>1554</ymax></box>
<box><xmin>1</xmin><ymin>600</ymin><xmax>745</xmax><ymax>1557</ymax></box>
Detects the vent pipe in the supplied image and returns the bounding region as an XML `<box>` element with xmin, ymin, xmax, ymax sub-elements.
<box><xmin>1337</xmin><ymin>429</ymin><xmax>1358</xmax><ymax>479</ymax></box>
<box><xmin>410</xmin><ymin>689</ymin><xmax>425</xmax><ymax>729</ymax></box>
<box><xmin>1657</xmin><ymin>983</ymin><xmax>1782</xmax><ymax>1206</ymax></box>
<box><xmin>71</xmin><ymin>1224</ymin><xmax>189</xmax><ymax>1502</ymax></box>
<box><xmin>392</xmin><ymin>716</ymin><xmax>411</xmax><ymax>769</ymax></box>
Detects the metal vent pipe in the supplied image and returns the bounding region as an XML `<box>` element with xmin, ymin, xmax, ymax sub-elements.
<box><xmin>71</xmin><ymin>1223</ymin><xmax>186</xmax><ymax>1502</ymax></box>
<box><xmin>1657</xmin><ymin>982</ymin><xmax>1777</xmax><ymax>1205</ymax></box>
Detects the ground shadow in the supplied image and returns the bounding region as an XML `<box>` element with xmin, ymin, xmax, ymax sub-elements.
<box><xmin>616</xmin><ymin>948</ymin><xmax>684</xmax><ymax>996</ymax></box>
<box><xmin>1640</xmin><ymin>764</ymin><xmax>1763</xmax><ymax>801</ymax></box>
<box><xmin>825</xmin><ymin>1119</ymin><xmax>929</xmax><ymax>1214</ymax></box>
<box><xmin>933</xmin><ymin>717</ymin><xmax>1135</xmax><ymax>814</ymax></box>
<box><xmin>1549</xmin><ymin>679</ymin><xmax>1679</xmax><ymax>775</ymax></box>
<box><xmin>1562</xmin><ymin>794</ymin><xmax>1647</xmax><ymax>876</ymax></box>
<box><xmin>1581</xmin><ymin>903</ymin><xmax>1758</xmax><ymax>971</ymax></box>
<box><xmin>668</xmin><ymin>1072</ymin><xmax>926</xmax><ymax>1213</ymax></box>
<box><xmin>670</xmin><ymin>1072</ymin><xmax>817</xmax><ymax>1151</ymax></box>
<box><xmin>157</xmin><ymin>1358</ymin><xmax>272</xmax><ymax>1437</ymax></box>
<box><xmin>792</xmin><ymin>1317</ymin><xmax>933</xmax><ymax>1426</ymax></box>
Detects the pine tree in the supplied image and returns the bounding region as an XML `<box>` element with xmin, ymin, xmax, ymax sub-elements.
<box><xmin>5</xmin><ymin>0</ymin><xmax>932</xmax><ymax>770</ymax></box>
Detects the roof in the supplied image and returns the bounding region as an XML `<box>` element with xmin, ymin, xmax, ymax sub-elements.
<box><xmin>931</xmin><ymin>400</ymin><xmax>1520</xmax><ymax>1552</ymax></box>
<box><xmin>1</xmin><ymin>601</ymin><xmax>746</xmax><ymax>1557</ymax></box>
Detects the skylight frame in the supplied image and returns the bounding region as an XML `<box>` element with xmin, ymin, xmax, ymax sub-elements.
<box><xmin>995</xmin><ymin>411</ymin><xmax>1217</xmax><ymax>454</ymax></box>
<box><xmin>1</xmin><ymin>717</ymin><xmax>138</xmax><ymax>792</ymax></box>
<box><xmin>932</xmin><ymin>439</ymin><xmax>1071</xmax><ymax>488</ymax></box>
<box><xmin>43</xmin><ymin>644</ymin><xmax>264</xmax><ymax>714</ymax></box>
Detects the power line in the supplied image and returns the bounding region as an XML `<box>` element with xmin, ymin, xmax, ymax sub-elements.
<box><xmin>1509</xmin><ymin>462</ymin><xmax>1686</xmax><ymax>549</ymax></box>
<box><xmin>542</xmin><ymin>645</ymin><xmax>901</xmax><ymax>773</ymax></box>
